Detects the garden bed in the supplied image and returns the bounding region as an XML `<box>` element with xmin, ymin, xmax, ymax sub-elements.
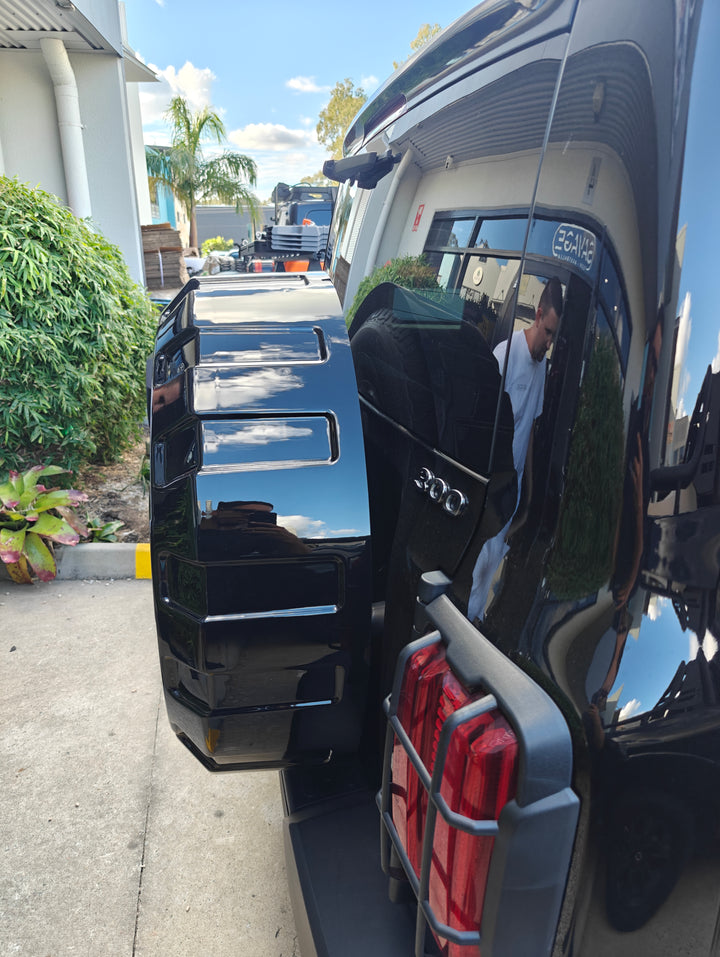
<box><xmin>76</xmin><ymin>433</ymin><xmax>150</xmax><ymax>544</ymax></box>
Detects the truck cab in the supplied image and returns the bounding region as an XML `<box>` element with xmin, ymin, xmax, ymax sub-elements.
<box><xmin>150</xmin><ymin>2</ymin><xmax>720</xmax><ymax>954</ymax></box>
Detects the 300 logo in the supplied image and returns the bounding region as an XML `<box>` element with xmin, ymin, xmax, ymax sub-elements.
<box><xmin>413</xmin><ymin>467</ymin><xmax>468</xmax><ymax>517</ymax></box>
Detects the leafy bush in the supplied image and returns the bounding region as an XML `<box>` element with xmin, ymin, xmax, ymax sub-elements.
<box><xmin>345</xmin><ymin>254</ymin><xmax>441</xmax><ymax>327</ymax></box>
<box><xmin>0</xmin><ymin>177</ymin><xmax>156</xmax><ymax>472</ymax></box>
<box><xmin>201</xmin><ymin>235</ymin><xmax>234</xmax><ymax>256</ymax></box>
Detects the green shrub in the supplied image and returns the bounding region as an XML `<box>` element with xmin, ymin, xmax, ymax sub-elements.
<box><xmin>201</xmin><ymin>235</ymin><xmax>234</xmax><ymax>256</ymax></box>
<box><xmin>345</xmin><ymin>254</ymin><xmax>441</xmax><ymax>327</ymax></box>
<box><xmin>0</xmin><ymin>177</ymin><xmax>156</xmax><ymax>472</ymax></box>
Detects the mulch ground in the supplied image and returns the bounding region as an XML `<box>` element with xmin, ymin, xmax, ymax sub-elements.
<box><xmin>75</xmin><ymin>432</ymin><xmax>150</xmax><ymax>543</ymax></box>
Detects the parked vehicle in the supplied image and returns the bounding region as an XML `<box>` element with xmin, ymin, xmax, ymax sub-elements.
<box><xmin>271</xmin><ymin>181</ymin><xmax>336</xmax><ymax>228</ymax></box>
<box><xmin>234</xmin><ymin>182</ymin><xmax>337</xmax><ymax>272</ymax></box>
<box><xmin>149</xmin><ymin>1</ymin><xmax>720</xmax><ymax>954</ymax></box>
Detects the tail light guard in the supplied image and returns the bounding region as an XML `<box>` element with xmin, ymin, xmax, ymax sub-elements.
<box><xmin>379</xmin><ymin>571</ymin><xmax>580</xmax><ymax>957</ymax></box>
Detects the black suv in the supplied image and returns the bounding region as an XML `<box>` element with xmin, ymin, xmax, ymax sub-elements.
<box><xmin>149</xmin><ymin>1</ymin><xmax>720</xmax><ymax>954</ymax></box>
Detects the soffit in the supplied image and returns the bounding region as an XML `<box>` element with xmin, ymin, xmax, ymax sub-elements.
<box><xmin>0</xmin><ymin>0</ymin><xmax>111</xmax><ymax>52</ymax></box>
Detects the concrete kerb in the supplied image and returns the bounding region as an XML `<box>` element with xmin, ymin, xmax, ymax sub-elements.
<box><xmin>0</xmin><ymin>542</ymin><xmax>152</xmax><ymax>582</ymax></box>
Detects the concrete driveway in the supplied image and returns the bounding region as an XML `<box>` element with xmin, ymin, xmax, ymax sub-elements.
<box><xmin>0</xmin><ymin>579</ymin><xmax>297</xmax><ymax>957</ymax></box>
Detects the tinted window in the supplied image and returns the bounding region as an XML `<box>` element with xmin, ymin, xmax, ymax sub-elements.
<box><xmin>474</xmin><ymin>217</ymin><xmax>527</xmax><ymax>251</ymax></box>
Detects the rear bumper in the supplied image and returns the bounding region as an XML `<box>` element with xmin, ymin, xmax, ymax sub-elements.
<box><xmin>281</xmin><ymin>762</ymin><xmax>415</xmax><ymax>957</ymax></box>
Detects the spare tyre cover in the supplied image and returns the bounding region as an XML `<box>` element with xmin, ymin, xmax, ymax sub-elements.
<box><xmin>149</xmin><ymin>275</ymin><xmax>371</xmax><ymax>771</ymax></box>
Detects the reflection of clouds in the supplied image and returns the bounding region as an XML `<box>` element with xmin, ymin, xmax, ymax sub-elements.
<box><xmin>689</xmin><ymin>630</ymin><xmax>719</xmax><ymax>661</ymax></box>
<box><xmin>675</xmin><ymin>292</ymin><xmax>692</xmax><ymax>416</ymax></box>
<box><xmin>195</xmin><ymin>368</ymin><xmax>303</xmax><ymax>409</ymax></box>
<box><xmin>647</xmin><ymin>594</ymin><xmax>668</xmax><ymax>621</ymax></box>
<box><xmin>618</xmin><ymin>698</ymin><xmax>642</xmax><ymax>721</ymax></box>
<box><xmin>204</xmin><ymin>423</ymin><xmax>313</xmax><ymax>452</ymax></box>
<box><xmin>277</xmin><ymin>515</ymin><xmax>327</xmax><ymax>538</ymax></box>
<box><xmin>712</xmin><ymin>330</ymin><xmax>720</xmax><ymax>375</ymax></box>
<box><xmin>205</xmin><ymin>345</ymin><xmax>311</xmax><ymax>365</ymax></box>
<box><xmin>276</xmin><ymin>514</ymin><xmax>361</xmax><ymax>539</ymax></box>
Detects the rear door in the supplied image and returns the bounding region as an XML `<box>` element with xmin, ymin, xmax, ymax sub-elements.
<box><xmin>150</xmin><ymin>274</ymin><xmax>371</xmax><ymax>770</ymax></box>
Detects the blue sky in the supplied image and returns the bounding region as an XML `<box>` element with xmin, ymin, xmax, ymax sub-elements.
<box><xmin>123</xmin><ymin>0</ymin><xmax>474</xmax><ymax>199</ymax></box>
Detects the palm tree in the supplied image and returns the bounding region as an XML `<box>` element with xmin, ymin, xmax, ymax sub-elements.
<box><xmin>145</xmin><ymin>96</ymin><xmax>257</xmax><ymax>249</ymax></box>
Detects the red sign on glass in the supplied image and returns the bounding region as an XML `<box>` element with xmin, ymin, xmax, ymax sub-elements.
<box><xmin>412</xmin><ymin>204</ymin><xmax>425</xmax><ymax>232</ymax></box>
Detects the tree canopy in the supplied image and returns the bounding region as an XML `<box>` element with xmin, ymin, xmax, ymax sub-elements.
<box><xmin>393</xmin><ymin>23</ymin><xmax>442</xmax><ymax>69</ymax></box>
<box><xmin>146</xmin><ymin>96</ymin><xmax>257</xmax><ymax>249</ymax></box>
<box><xmin>316</xmin><ymin>79</ymin><xmax>367</xmax><ymax>160</ymax></box>
<box><xmin>315</xmin><ymin>25</ymin><xmax>443</xmax><ymax>162</ymax></box>
<box><xmin>300</xmin><ymin>171</ymin><xmax>334</xmax><ymax>187</ymax></box>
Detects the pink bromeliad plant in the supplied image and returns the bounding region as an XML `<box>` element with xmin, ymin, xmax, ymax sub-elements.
<box><xmin>0</xmin><ymin>465</ymin><xmax>88</xmax><ymax>583</ymax></box>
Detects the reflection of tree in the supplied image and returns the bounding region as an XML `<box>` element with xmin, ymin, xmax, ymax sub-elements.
<box><xmin>460</xmin><ymin>289</ymin><xmax>498</xmax><ymax>340</ymax></box>
<box><xmin>547</xmin><ymin>336</ymin><xmax>625</xmax><ymax>598</ymax></box>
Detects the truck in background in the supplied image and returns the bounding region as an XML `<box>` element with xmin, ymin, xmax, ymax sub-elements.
<box><xmin>234</xmin><ymin>181</ymin><xmax>337</xmax><ymax>273</ymax></box>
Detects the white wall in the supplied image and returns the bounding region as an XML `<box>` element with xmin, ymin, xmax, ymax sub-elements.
<box><xmin>74</xmin><ymin>51</ymin><xmax>144</xmax><ymax>278</ymax></box>
<box><xmin>0</xmin><ymin>0</ymin><xmax>148</xmax><ymax>283</ymax></box>
<box><xmin>74</xmin><ymin>0</ymin><xmax>123</xmax><ymax>54</ymax></box>
<box><xmin>126</xmin><ymin>80</ymin><xmax>152</xmax><ymax>226</ymax></box>
<box><xmin>0</xmin><ymin>52</ymin><xmax>67</xmax><ymax>200</ymax></box>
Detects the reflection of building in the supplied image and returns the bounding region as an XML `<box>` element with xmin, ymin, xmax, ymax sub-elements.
<box><xmin>201</xmin><ymin>500</ymin><xmax>277</xmax><ymax>528</ymax></box>
<box><xmin>199</xmin><ymin>500</ymin><xmax>311</xmax><ymax>558</ymax></box>
<box><xmin>665</xmin><ymin>414</ymin><xmax>690</xmax><ymax>465</ymax></box>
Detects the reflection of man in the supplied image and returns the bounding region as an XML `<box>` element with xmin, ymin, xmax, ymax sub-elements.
<box><xmin>468</xmin><ymin>277</ymin><xmax>562</xmax><ymax>623</ymax></box>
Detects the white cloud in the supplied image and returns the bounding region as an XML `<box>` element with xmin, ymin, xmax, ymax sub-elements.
<box><xmin>286</xmin><ymin>76</ymin><xmax>330</xmax><ymax>94</ymax></box>
<box><xmin>618</xmin><ymin>698</ymin><xmax>642</xmax><ymax>721</ymax></box>
<box><xmin>228</xmin><ymin>123</ymin><xmax>317</xmax><ymax>153</ymax></box>
<box><xmin>360</xmin><ymin>74</ymin><xmax>379</xmax><ymax>93</ymax></box>
<box><xmin>226</xmin><ymin>124</ymin><xmax>329</xmax><ymax>198</ymax></box>
<box><xmin>139</xmin><ymin>61</ymin><xmax>216</xmax><ymax>131</ymax></box>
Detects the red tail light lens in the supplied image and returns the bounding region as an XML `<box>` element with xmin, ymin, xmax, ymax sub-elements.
<box><xmin>392</xmin><ymin>641</ymin><xmax>447</xmax><ymax>873</ymax></box>
<box><xmin>391</xmin><ymin>639</ymin><xmax>518</xmax><ymax>955</ymax></box>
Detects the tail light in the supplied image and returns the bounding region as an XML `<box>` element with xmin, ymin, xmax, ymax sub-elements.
<box><xmin>381</xmin><ymin>582</ymin><xmax>578</xmax><ymax>957</ymax></box>
<box><xmin>390</xmin><ymin>637</ymin><xmax>518</xmax><ymax>955</ymax></box>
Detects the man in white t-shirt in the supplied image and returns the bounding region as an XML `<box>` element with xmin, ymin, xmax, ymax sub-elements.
<box><xmin>468</xmin><ymin>277</ymin><xmax>562</xmax><ymax>623</ymax></box>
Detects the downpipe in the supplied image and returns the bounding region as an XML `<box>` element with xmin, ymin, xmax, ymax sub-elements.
<box><xmin>40</xmin><ymin>38</ymin><xmax>92</xmax><ymax>220</ymax></box>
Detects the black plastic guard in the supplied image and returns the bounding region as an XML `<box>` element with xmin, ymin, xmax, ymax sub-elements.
<box><xmin>149</xmin><ymin>275</ymin><xmax>372</xmax><ymax>770</ymax></box>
